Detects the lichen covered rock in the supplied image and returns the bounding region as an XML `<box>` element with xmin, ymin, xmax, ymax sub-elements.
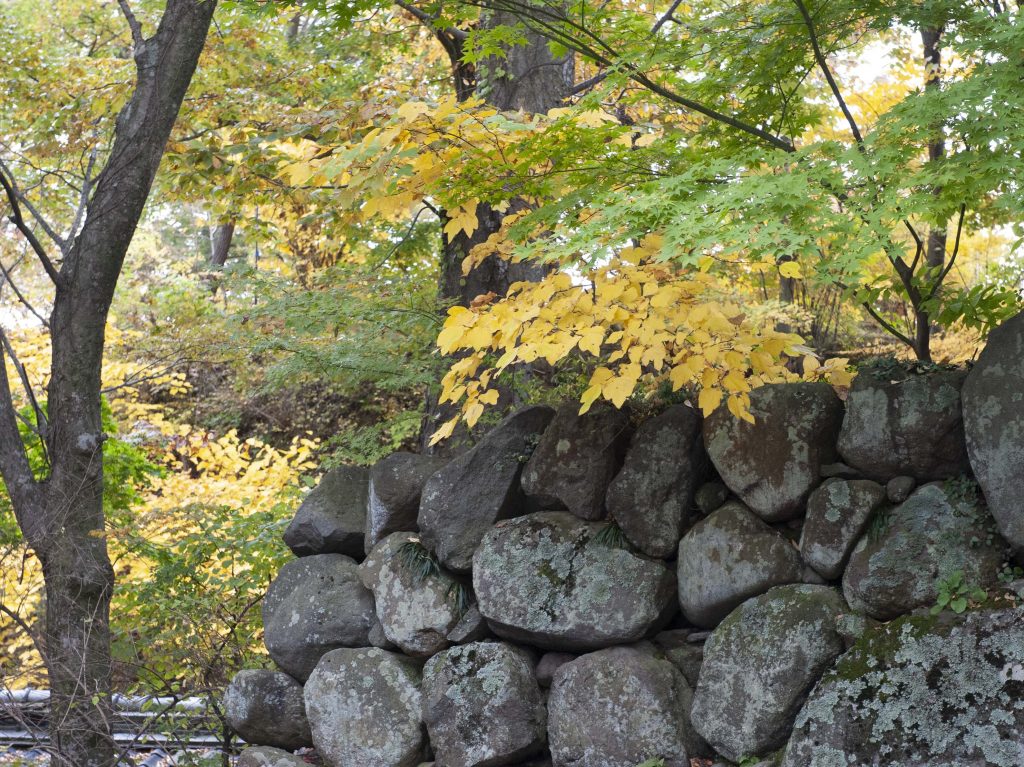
<box><xmin>838</xmin><ymin>363</ymin><xmax>970</xmax><ymax>482</ymax></box>
<box><xmin>419</xmin><ymin>406</ymin><xmax>554</xmax><ymax>572</ymax></box>
<box><xmin>703</xmin><ymin>383</ymin><xmax>843</xmax><ymax>522</ymax></box>
<box><xmin>690</xmin><ymin>585</ymin><xmax>848</xmax><ymax>762</ymax></box>
<box><xmin>842</xmin><ymin>482</ymin><xmax>1006</xmax><ymax>620</ymax></box>
<box><xmin>782</xmin><ymin>608</ymin><xmax>1024</xmax><ymax>767</ymax></box>
<box><xmin>962</xmin><ymin>311</ymin><xmax>1024</xmax><ymax>551</ymax></box>
<box><xmin>677</xmin><ymin>502</ymin><xmax>803</xmax><ymax>628</ymax></box>
<box><xmin>366</xmin><ymin>452</ymin><xmax>447</xmax><ymax>552</ymax></box>
<box><xmin>225</xmin><ymin>669</ymin><xmax>311</xmax><ymax>750</ymax></box>
<box><xmin>304</xmin><ymin>647</ymin><xmax>424</xmax><ymax>767</ymax></box>
<box><xmin>262</xmin><ymin>554</ymin><xmax>380</xmax><ymax>680</ymax></box>
<box><xmin>422</xmin><ymin>641</ymin><xmax>546</xmax><ymax>767</ymax></box>
<box><xmin>521</xmin><ymin>403</ymin><xmax>631</xmax><ymax>521</ymax></box>
<box><xmin>474</xmin><ymin>512</ymin><xmax>676</xmax><ymax>651</ymax></box>
<box><xmin>799</xmin><ymin>478</ymin><xmax>886</xmax><ymax>580</ymax></box>
<box><xmin>361</xmin><ymin>532</ymin><xmax>466</xmax><ymax>658</ymax></box>
<box><xmin>283</xmin><ymin>466</ymin><xmax>369</xmax><ymax>558</ymax></box>
<box><xmin>606</xmin><ymin>404</ymin><xmax>707</xmax><ymax>558</ymax></box>
<box><xmin>548</xmin><ymin>645</ymin><xmax>697</xmax><ymax>767</ymax></box>
<box><xmin>237</xmin><ymin>747</ymin><xmax>310</xmax><ymax>767</ymax></box>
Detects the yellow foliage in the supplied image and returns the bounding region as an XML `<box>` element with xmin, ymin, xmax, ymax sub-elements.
<box><xmin>430</xmin><ymin>258</ymin><xmax>852</xmax><ymax>443</ymax></box>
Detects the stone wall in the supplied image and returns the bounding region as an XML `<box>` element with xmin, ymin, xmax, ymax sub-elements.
<box><xmin>227</xmin><ymin>312</ymin><xmax>1024</xmax><ymax>767</ymax></box>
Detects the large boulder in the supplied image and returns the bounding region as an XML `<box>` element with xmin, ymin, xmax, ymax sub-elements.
<box><xmin>838</xmin><ymin>363</ymin><xmax>970</xmax><ymax>482</ymax></box>
<box><xmin>521</xmin><ymin>404</ymin><xmax>631</xmax><ymax>521</ymax></box>
<box><xmin>283</xmin><ymin>466</ymin><xmax>369</xmax><ymax>559</ymax></box>
<box><xmin>606</xmin><ymin>405</ymin><xmax>707</xmax><ymax>558</ymax></box>
<box><xmin>548</xmin><ymin>645</ymin><xmax>698</xmax><ymax>767</ymax></box>
<box><xmin>799</xmin><ymin>478</ymin><xmax>886</xmax><ymax>580</ymax></box>
<box><xmin>842</xmin><ymin>482</ymin><xmax>1006</xmax><ymax>620</ymax></box>
<box><xmin>783</xmin><ymin>608</ymin><xmax>1024</xmax><ymax>767</ymax></box>
<box><xmin>361</xmin><ymin>532</ymin><xmax>465</xmax><ymax>658</ymax></box>
<box><xmin>962</xmin><ymin>311</ymin><xmax>1024</xmax><ymax>551</ymax></box>
<box><xmin>422</xmin><ymin>641</ymin><xmax>546</xmax><ymax>767</ymax></box>
<box><xmin>703</xmin><ymin>383</ymin><xmax>843</xmax><ymax>522</ymax></box>
<box><xmin>690</xmin><ymin>585</ymin><xmax>848</xmax><ymax>762</ymax></box>
<box><xmin>677</xmin><ymin>502</ymin><xmax>803</xmax><ymax>628</ymax></box>
<box><xmin>418</xmin><ymin>406</ymin><xmax>554</xmax><ymax>572</ymax></box>
<box><xmin>366</xmin><ymin>453</ymin><xmax>447</xmax><ymax>552</ymax></box>
<box><xmin>237</xmin><ymin>747</ymin><xmax>309</xmax><ymax>767</ymax></box>
<box><xmin>304</xmin><ymin>647</ymin><xmax>425</xmax><ymax>767</ymax></box>
<box><xmin>262</xmin><ymin>554</ymin><xmax>380</xmax><ymax>680</ymax></box>
<box><xmin>225</xmin><ymin>669</ymin><xmax>311</xmax><ymax>750</ymax></box>
<box><xmin>474</xmin><ymin>512</ymin><xmax>676</xmax><ymax>651</ymax></box>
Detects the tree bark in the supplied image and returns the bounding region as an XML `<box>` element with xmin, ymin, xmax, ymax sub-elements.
<box><xmin>922</xmin><ymin>25</ymin><xmax>946</xmax><ymax>272</ymax></box>
<box><xmin>209</xmin><ymin>221</ymin><xmax>235</xmax><ymax>268</ymax></box>
<box><xmin>0</xmin><ymin>4</ymin><xmax>217</xmax><ymax>766</ymax></box>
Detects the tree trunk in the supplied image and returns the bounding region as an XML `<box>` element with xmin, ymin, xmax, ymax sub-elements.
<box><xmin>209</xmin><ymin>221</ymin><xmax>235</xmax><ymax>268</ymax></box>
<box><xmin>922</xmin><ymin>25</ymin><xmax>946</xmax><ymax>272</ymax></box>
<box><xmin>0</xmin><ymin>5</ymin><xmax>217</xmax><ymax>766</ymax></box>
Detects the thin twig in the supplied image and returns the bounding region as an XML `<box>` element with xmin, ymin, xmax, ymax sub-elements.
<box><xmin>0</xmin><ymin>165</ymin><xmax>63</xmax><ymax>286</ymax></box>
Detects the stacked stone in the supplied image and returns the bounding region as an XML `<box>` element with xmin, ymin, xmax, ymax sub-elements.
<box><xmin>228</xmin><ymin>312</ymin><xmax>1024</xmax><ymax>767</ymax></box>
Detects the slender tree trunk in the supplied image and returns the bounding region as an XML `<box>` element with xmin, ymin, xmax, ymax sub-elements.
<box><xmin>209</xmin><ymin>221</ymin><xmax>235</xmax><ymax>268</ymax></box>
<box><xmin>922</xmin><ymin>25</ymin><xmax>946</xmax><ymax>273</ymax></box>
<box><xmin>0</xmin><ymin>5</ymin><xmax>217</xmax><ymax>766</ymax></box>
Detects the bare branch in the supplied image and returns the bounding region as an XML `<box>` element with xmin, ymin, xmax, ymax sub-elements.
<box><xmin>0</xmin><ymin>165</ymin><xmax>63</xmax><ymax>286</ymax></box>
<box><xmin>651</xmin><ymin>0</ymin><xmax>684</xmax><ymax>35</ymax></box>
<box><xmin>394</xmin><ymin>0</ymin><xmax>468</xmax><ymax>40</ymax></box>
<box><xmin>793</xmin><ymin>0</ymin><xmax>863</xmax><ymax>145</ymax></box>
<box><xmin>67</xmin><ymin>147</ymin><xmax>98</xmax><ymax>254</ymax></box>
<box><xmin>927</xmin><ymin>203</ymin><xmax>967</xmax><ymax>301</ymax></box>
<box><xmin>0</xmin><ymin>252</ymin><xmax>50</xmax><ymax>329</ymax></box>
<box><xmin>117</xmin><ymin>0</ymin><xmax>145</xmax><ymax>49</ymax></box>
<box><xmin>0</xmin><ymin>330</ymin><xmax>48</xmax><ymax>455</ymax></box>
<box><xmin>861</xmin><ymin>300</ymin><xmax>916</xmax><ymax>350</ymax></box>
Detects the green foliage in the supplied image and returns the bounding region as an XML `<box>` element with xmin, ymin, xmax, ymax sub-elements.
<box><xmin>396</xmin><ymin>540</ymin><xmax>443</xmax><ymax>584</ymax></box>
<box><xmin>998</xmin><ymin>564</ymin><xmax>1024</xmax><ymax>585</ymax></box>
<box><xmin>930</xmin><ymin>570</ymin><xmax>986</xmax><ymax>616</ymax></box>
<box><xmin>594</xmin><ymin>522</ymin><xmax>629</xmax><ymax>549</ymax></box>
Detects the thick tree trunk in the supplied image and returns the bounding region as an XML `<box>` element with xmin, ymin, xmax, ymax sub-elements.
<box><xmin>0</xmin><ymin>5</ymin><xmax>216</xmax><ymax>766</ymax></box>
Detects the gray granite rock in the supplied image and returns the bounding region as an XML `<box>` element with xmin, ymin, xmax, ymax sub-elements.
<box><xmin>677</xmin><ymin>502</ymin><xmax>803</xmax><ymax>628</ymax></box>
<box><xmin>521</xmin><ymin>403</ymin><xmax>631</xmax><ymax>520</ymax></box>
<box><xmin>262</xmin><ymin>554</ymin><xmax>380</xmax><ymax>680</ymax></box>
<box><xmin>691</xmin><ymin>584</ymin><xmax>848</xmax><ymax>762</ymax></box>
<box><xmin>799</xmin><ymin>478</ymin><xmax>886</xmax><ymax>580</ymax></box>
<box><xmin>963</xmin><ymin>311</ymin><xmax>1024</xmax><ymax>551</ymax></box>
<box><xmin>703</xmin><ymin>383</ymin><xmax>843</xmax><ymax>522</ymax></box>
<box><xmin>225</xmin><ymin>669</ymin><xmax>311</xmax><ymax>750</ymax></box>
<box><xmin>842</xmin><ymin>482</ymin><xmax>1006</xmax><ymax>620</ymax></box>
<box><xmin>474</xmin><ymin>512</ymin><xmax>676</xmax><ymax>651</ymax></box>
<box><xmin>606</xmin><ymin>404</ymin><xmax>707</xmax><ymax>558</ymax></box>
<box><xmin>838</xmin><ymin>363</ymin><xmax>970</xmax><ymax>482</ymax></box>
<box><xmin>782</xmin><ymin>608</ymin><xmax>1024</xmax><ymax>767</ymax></box>
<box><xmin>283</xmin><ymin>466</ymin><xmax>369</xmax><ymax>558</ymax></box>
<box><xmin>422</xmin><ymin>641</ymin><xmax>546</xmax><ymax>767</ymax></box>
<box><xmin>304</xmin><ymin>647</ymin><xmax>425</xmax><ymax>767</ymax></box>
<box><xmin>419</xmin><ymin>406</ymin><xmax>554</xmax><ymax>572</ymax></box>
<box><xmin>366</xmin><ymin>452</ymin><xmax>448</xmax><ymax>552</ymax></box>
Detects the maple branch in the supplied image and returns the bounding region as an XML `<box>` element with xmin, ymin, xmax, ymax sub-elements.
<box><xmin>0</xmin><ymin>164</ymin><xmax>63</xmax><ymax>286</ymax></box>
<box><xmin>67</xmin><ymin>147</ymin><xmax>98</xmax><ymax>254</ymax></box>
<box><xmin>861</xmin><ymin>300</ymin><xmax>915</xmax><ymax>350</ymax></box>
<box><xmin>117</xmin><ymin>0</ymin><xmax>145</xmax><ymax>49</ymax></box>
<box><xmin>651</xmin><ymin>0</ymin><xmax>684</xmax><ymax>35</ymax></box>
<box><xmin>927</xmin><ymin>203</ymin><xmax>967</xmax><ymax>301</ymax></box>
<box><xmin>0</xmin><ymin>329</ymin><xmax>48</xmax><ymax>449</ymax></box>
<box><xmin>793</xmin><ymin>0</ymin><xmax>863</xmax><ymax>145</ymax></box>
<box><xmin>394</xmin><ymin>0</ymin><xmax>467</xmax><ymax>40</ymax></box>
<box><xmin>0</xmin><ymin>256</ymin><xmax>50</xmax><ymax>329</ymax></box>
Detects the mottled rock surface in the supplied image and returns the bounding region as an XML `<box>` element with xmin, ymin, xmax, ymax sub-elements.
<box><xmin>783</xmin><ymin>608</ymin><xmax>1024</xmax><ymax>767</ymax></box>
<box><xmin>225</xmin><ymin>669</ymin><xmax>311</xmax><ymax>750</ymax></box>
<box><xmin>963</xmin><ymin>311</ymin><xmax>1024</xmax><ymax>551</ymax></box>
<box><xmin>886</xmin><ymin>475</ymin><xmax>916</xmax><ymax>504</ymax></box>
<box><xmin>703</xmin><ymin>383</ymin><xmax>843</xmax><ymax>522</ymax></box>
<box><xmin>691</xmin><ymin>585</ymin><xmax>848</xmax><ymax>762</ymax></box>
<box><xmin>694</xmin><ymin>482</ymin><xmax>729</xmax><ymax>515</ymax></box>
<box><xmin>548</xmin><ymin>645</ymin><xmax>697</xmax><ymax>767</ymax></box>
<box><xmin>838</xmin><ymin>364</ymin><xmax>970</xmax><ymax>482</ymax></box>
<box><xmin>606</xmin><ymin>405</ymin><xmax>706</xmax><ymax>558</ymax></box>
<box><xmin>419</xmin><ymin>406</ymin><xmax>554</xmax><ymax>572</ymax></box>
<box><xmin>304</xmin><ymin>647</ymin><xmax>424</xmax><ymax>767</ymax></box>
<box><xmin>800</xmin><ymin>478</ymin><xmax>886</xmax><ymax>580</ymax></box>
<box><xmin>843</xmin><ymin>482</ymin><xmax>1006</xmax><ymax>620</ymax></box>
<box><xmin>677</xmin><ymin>502</ymin><xmax>803</xmax><ymax>628</ymax></box>
<box><xmin>283</xmin><ymin>466</ymin><xmax>368</xmax><ymax>558</ymax></box>
<box><xmin>521</xmin><ymin>404</ymin><xmax>631</xmax><ymax>520</ymax></box>
<box><xmin>237</xmin><ymin>747</ymin><xmax>310</xmax><ymax>767</ymax></box>
<box><xmin>367</xmin><ymin>453</ymin><xmax>447</xmax><ymax>552</ymax></box>
<box><xmin>362</xmin><ymin>533</ymin><xmax>464</xmax><ymax>658</ymax></box>
<box><xmin>652</xmin><ymin>630</ymin><xmax>704</xmax><ymax>689</ymax></box>
<box><xmin>535</xmin><ymin>652</ymin><xmax>576</xmax><ymax>688</ymax></box>
<box><xmin>474</xmin><ymin>512</ymin><xmax>676</xmax><ymax>650</ymax></box>
<box><xmin>422</xmin><ymin>641</ymin><xmax>546</xmax><ymax>767</ymax></box>
<box><xmin>262</xmin><ymin>554</ymin><xmax>380</xmax><ymax>680</ymax></box>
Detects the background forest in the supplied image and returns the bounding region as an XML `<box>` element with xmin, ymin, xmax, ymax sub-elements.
<box><xmin>0</xmin><ymin>0</ymin><xmax>1022</xmax><ymax>757</ymax></box>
